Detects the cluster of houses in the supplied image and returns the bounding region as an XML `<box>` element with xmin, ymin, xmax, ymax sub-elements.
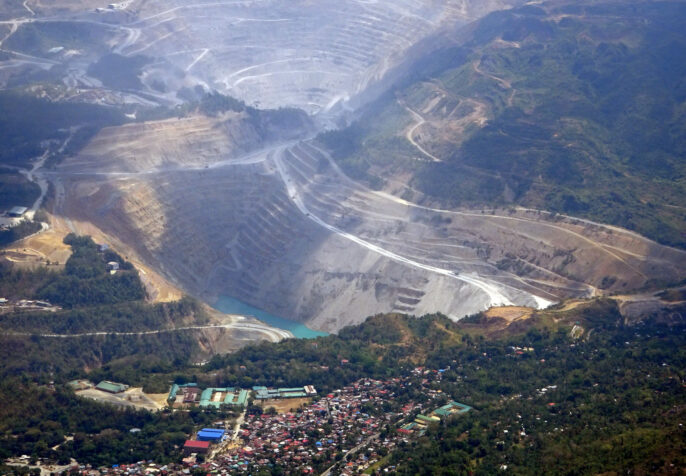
<box><xmin>219</xmin><ymin>378</ymin><xmax>397</xmax><ymax>473</ymax></box>
<box><xmin>213</xmin><ymin>372</ymin><xmax>468</xmax><ymax>474</ymax></box>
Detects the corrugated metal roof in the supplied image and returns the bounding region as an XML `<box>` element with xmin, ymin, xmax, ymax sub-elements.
<box><xmin>95</xmin><ymin>381</ymin><xmax>127</xmax><ymax>393</ymax></box>
<box><xmin>168</xmin><ymin>384</ymin><xmax>180</xmax><ymax>401</ymax></box>
<box><xmin>200</xmin><ymin>428</ymin><xmax>225</xmax><ymax>434</ymax></box>
<box><xmin>9</xmin><ymin>206</ymin><xmax>27</xmax><ymax>216</ymax></box>
<box><xmin>283</xmin><ymin>392</ymin><xmax>307</xmax><ymax>398</ymax></box>
<box><xmin>184</xmin><ymin>440</ymin><xmax>210</xmax><ymax>449</ymax></box>
<box><xmin>198</xmin><ymin>430</ymin><xmax>224</xmax><ymax>441</ymax></box>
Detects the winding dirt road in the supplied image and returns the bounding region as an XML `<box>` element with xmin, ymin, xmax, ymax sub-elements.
<box><xmin>5</xmin><ymin>320</ymin><xmax>292</xmax><ymax>341</ymax></box>
<box><xmin>400</xmin><ymin>102</ymin><xmax>442</xmax><ymax>162</ymax></box>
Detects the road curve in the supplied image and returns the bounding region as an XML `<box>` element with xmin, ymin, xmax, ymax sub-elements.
<box><xmin>4</xmin><ymin>321</ymin><xmax>293</xmax><ymax>341</ymax></box>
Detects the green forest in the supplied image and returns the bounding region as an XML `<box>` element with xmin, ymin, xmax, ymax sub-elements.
<box><xmin>0</xmin><ymin>234</ymin><xmax>207</xmax><ymax>380</ymax></box>
<box><xmin>0</xmin><ymin>169</ymin><xmax>39</xmax><ymax>210</ymax></box>
<box><xmin>0</xmin><ymin>219</ymin><xmax>43</xmax><ymax>247</ymax></box>
<box><xmin>0</xmin><ymin>379</ymin><xmax>231</xmax><ymax>467</ymax></box>
<box><xmin>0</xmin><ymin>233</ymin><xmax>146</xmax><ymax>308</ymax></box>
<box><xmin>384</xmin><ymin>318</ymin><xmax>685</xmax><ymax>475</ymax></box>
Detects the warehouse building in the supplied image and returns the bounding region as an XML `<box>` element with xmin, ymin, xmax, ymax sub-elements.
<box><xmin>8</xmin><ymin>206</ymin><xmax>28</xmax><ymax>218</ymax></box>
<box><xmin>95</xmin><ymin>380</ymin><xmax>129</xmax><ymax>394</ymax></box>
<box><xmin>254</xmin><ymin>386</ymin><xmax>316</xmax><ymax>400</ymax></box>
<box><xmin>183</xmin><ymin>440</ymin><xmax>210</xmax><ymax>454</ymax></box>
<box><xmin>197</xmin><ymin>428</ymin><xmax>225</xmax><ymax>442</ymax></box>
<box><xmin>199</xmin><ymin>387</ymin><xmax>249</xmax><ymax>409</ymax></box>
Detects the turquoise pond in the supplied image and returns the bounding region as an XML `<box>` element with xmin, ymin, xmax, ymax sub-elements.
<box><xmin>213</xmin><ymin>296</ymin><xmax>328</xmax><ymax>339</ymax></box>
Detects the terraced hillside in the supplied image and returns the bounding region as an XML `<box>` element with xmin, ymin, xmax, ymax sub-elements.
<box><xmin>0</xmin><ymin>1</ymin><xmax>525</xmax><ymax>111</ymax></box>
<box><xmin>105</xmin><ymin>0</ymin><xmax>528</xmax><ymax>114</ymax></box>
<box><xmin>323</xmin><ymin>0</ymin><xmax>686</xmax><ymax>249</ymax></box>
<box><xmin>57</xmin><ymin>120</ymin><xmax>686</xmax><ymax>332</ymax></box>
<box><xmin>6</xmin><ymin>0</ymin><xmax>686</xmax><ymax>332</ymax></box>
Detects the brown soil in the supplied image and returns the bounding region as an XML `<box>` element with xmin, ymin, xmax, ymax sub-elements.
<box><xmin>3</xmin><ymin>218</ymin><xmax>72</xmax><ymax>269</ymax></box>
<box><xmin>147</xmin><ymin>392</ymin><xmax>171</xmax><ymax>408</ymax></box>
<box><xmin>258</xmin><ymin>398</ymin><xmax>312</xmax><ymax>414</ymax></box>
<box><xmin>484</xmin><ymin>306</ymin><xmax>533</xmax><ymax>322</ymax></box>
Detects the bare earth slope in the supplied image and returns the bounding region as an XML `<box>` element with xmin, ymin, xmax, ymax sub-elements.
<box><xmin>7</xmin><ymin>0</ymin><xmax>684</xmax><ymax>333</ymax></box>
<box><xmin>115</xmin><ymin>0</ymin><xmax>520</xmax><ymax>114</ymax></box>
<box><xmin>57</xmin><ymin>120</ymin><xmax>686</xmax><ymax>332</ymax></box>
<box><xmin>0</xmin><ymin>0</ymin><xmax>524</xmax><ymax>111</ymax></box>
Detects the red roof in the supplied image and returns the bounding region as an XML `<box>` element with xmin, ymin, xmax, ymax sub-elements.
<box><xmin>184</xmin><ymin>440</ymin><xmax>210</xmax><ymax>449</ymax></box>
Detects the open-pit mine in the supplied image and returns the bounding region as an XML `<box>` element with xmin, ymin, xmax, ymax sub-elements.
<box><xmin>3</xmin><ymin>0</ymin><xmax>686</xmax><ymax>333</ymax></box>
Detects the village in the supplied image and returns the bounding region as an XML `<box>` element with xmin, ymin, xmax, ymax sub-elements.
<box><xmin>52</xmin><ymin>367</ymin><xmax>470</xmax><ymax>475</ymax></box>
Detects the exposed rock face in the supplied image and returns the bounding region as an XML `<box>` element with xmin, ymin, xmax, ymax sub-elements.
<box><xmin>36</xmin><ymin>0</ymin><xmax>686</xmax><ymax>332</ymax></box>
<box><xmin>120</xmin><ymin>0</ymin><xmax>522</xmax><ymax>114</ymax></box>
<box><xmin>59</xmin><ymin>125</ymin><xmax>686</xmax><ymax>332</ymax></box>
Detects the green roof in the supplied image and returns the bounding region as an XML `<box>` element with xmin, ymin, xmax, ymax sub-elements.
<box><xmin>199</xmin><ymin>388</ymin><xmax>214</xmax><ymax>404</ymax></box>
<box><xmin>282</xmin><ymin>391</ymin><xmax>307</xmax><ymax>398</ymax></box>
<box><xmin>168</xmin><ymin>384</ymin><xmax>180</xmax><ymax>401</ymax></box>
<box><xmin>169</xmin><ymin>382</ymin><xmax>199</xmax><ymax>400</ymax></box>
<box><xmin>96</xmin><ymin>381</ymin><xmax>127</xmax><ymax>393</ymax></box>
<box><xmin>236</xmin><ymin>389</ymin><xmax>248</xmax><ymax>406</ymax></box>
<box><xmin>416</xmin><ymin>414</ymin><xmax>439</xmax><ymax>423</ymax></box>
<box><xmin>433</xmin><ymin>401</ymin><xmax>472</xmax><ymax>417</ymax></box>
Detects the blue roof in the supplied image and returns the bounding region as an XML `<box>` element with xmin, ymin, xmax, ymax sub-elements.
<box><xmin>200</xmin><ymin>428</ymin><xmax>225</xmax><ymax>434</ymax></box>
<box><xmin>198</xmin><ymin>431</ymin><xmax>223</xmax><ymax>440</ymax></box>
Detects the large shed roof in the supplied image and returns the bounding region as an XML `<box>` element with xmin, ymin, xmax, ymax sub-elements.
<box><xmin>96</xmin><ymin>380</ymin><xmax>128</xmax><ymax>393</ymax></box>
<box><xmin>184</xmin><ymin>440</ymin><xmax>210</xmax><ymax>449</ymax></box>
<box><xmin>9</xmin><ymin>206</ymin><xmax>28</xmax><ymax>216</ymax></box>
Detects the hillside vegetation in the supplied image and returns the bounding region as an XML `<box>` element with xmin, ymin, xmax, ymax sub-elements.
<box><xmin>320</xmin><ymin>0</ymin><xmax>686</xmax><ymax>248</ymax></box>
<box><xmin>0</xmin><ymin>234</ymin><xmax>206</xmax><ymax>379</ymax></box>
<box><xmin>2</xmin><ymin>300</ymin><xmax>683</xmax><ymax>473</ymax></box>
<box><xmin>0</xmin><ymin>90</ymin><xmax>126</xmax><ymax>168</ymax></box>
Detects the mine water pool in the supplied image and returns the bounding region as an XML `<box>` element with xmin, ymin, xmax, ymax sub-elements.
<box><xmin>213</xmin><ymin>296</ymin><xmax>328</xmax><ymax>339</ymax></box>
